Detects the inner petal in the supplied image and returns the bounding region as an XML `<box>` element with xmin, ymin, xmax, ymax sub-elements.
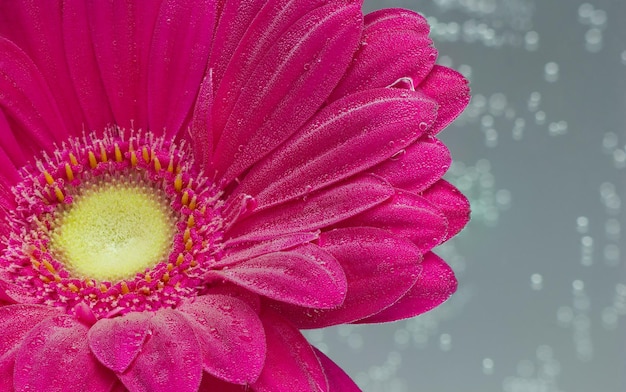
<box><xmin>50</xmin><ymin>176</ymin><xmax>176</xmax><ymax>282</ymax></box>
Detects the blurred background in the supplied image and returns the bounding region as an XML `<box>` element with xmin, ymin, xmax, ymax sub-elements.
<box><xmin>306</xmin><ymin>1</ymin><xmax>626</xmax><ymax>391</ymax></box>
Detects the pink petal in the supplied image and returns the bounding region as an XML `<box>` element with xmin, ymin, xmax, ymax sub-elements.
<box><xmin>0</xmin><ymin>37</ymin><xmax>68</xmax><ymax>149</ymax></box>
<box><xmin>235</xmin><ymin>88</ymin><xmax>438</xmax><ymax>210</ymax></box>
<box><xmin>370</xmin><ymin>136</ymin><xmax>451</xmax><ymax>193</ymax></box>
<box><xmin>62</xmin><ymin>0</ymin><xmax>115</xmax><ymax>131</ymax></box>
<box><xmin>417</xmin><ymin>65</ymin><xmax>470</xmax><ymax>135</ymax></box>
<box><xmin>190</xmin><ymin>70</ymin><xmax>214</xmax><ymax>172</ymax></box>
<box><xmin>0</xmin><ymin>1</ymin><xmax>87</xmax><ymax>134</ymax></box>
<box><xmin>313</xmin><ymin>348</ymin><xmax>362</xmax><ymax>392</ymax></box>
<box><xmin>109</xmin><ymin>382</ymin><xmax>130</xmax><ymax>392</ymax></box>
<box><xmin>208</xmin><ymin>244</ymin><xmax>346</xmax><ymax>309</ymax></box>
<box><xmin>85</xmin><ymin>1</ymin><xmax>161</xmax><ymax>130</ymax></box>
<box><xmin>226</xmin><ymin>174</ymin><xmax>393</xmax><ymax>242</ymax></box>
<box><xmin>219</xmin><ymin>231</ymin><xmax>320</xmax><ymax>267</ymax></box>
<box><xmin>340</xmin><ymin>190</ymin><xmax>448</xmax><ymax>253</ymax></box>
<box><xmin>119</xmin><ymin>310</ymin><xmax>202</xmax><ymax>392</ymax></box>
<box><xmin>177</xmin><ymin>294</ymin><xmax>265</xmax><ymax>384</ymax></box>
<box><xmin>330</xmin><ymin>8</ymin><xmax>436</xmax><ymax>101</ymax></box>
<box><xmin>212</xmin><ymin>2</ymin><xmax>363</xmax><ymax>183</ymax></box>
<box><xmin>0</xmin><ymin>305</ymin><xmax>60</xmax><ymax>355</ymax></box>
<box><xmin>208</xmin><ymin>0</ymin><xmax>267</xmax><ymax>88</ymax></box>
<box><xmin>252</xmin><ymin>308</ymin><xmax>328</xmax><ymax>392</ymax></box>
<box><xmin>203</xmin><ymin>284</ymin><xmax>262</xmax><ymax>315</ymax></box>
<box><xmin>210</xmin><ymin>0</ymin><xmax>337</xmax><ymax>146</ymax></box>
<box><xmin>0</xmin><ymin>110</ymin><xmax>31</xmax><ymax>170</ymax></box>
<box><xmin>148</xmin><ymin>0</ymin><xmax>215</xmax><ymax>137</ymax></box>
<box><xmin>88</xmin><ymin>312</ymin><xmax>152</xmax><ymax>373</ymax></box>
<box><xmin>14</xmin><ymin>315</ymin><xmax>116</xmax><ymax>392</ymax></box>
<box><xmin>198</xmin><ymin>373</ymin><xmax>246</xmax><ymax>391</ymax></box>
<box><xmin>0</xmin><ymin>305</ymin><xmax>60</xmax><ymax>387</ymax></box>
<box><xmin>421</xmin><ymin>179</ymin><xmax>470</xmax><ymax>242</ymax></box>
<box><xmin>268</xmin><ymin>227</ymin><xmax>422</xmax><ymax>329</ymax></box>
<box><xmin>357</xmin><ymin>252</ymin><xmax>457</xmax><ymax>323</ymax></box>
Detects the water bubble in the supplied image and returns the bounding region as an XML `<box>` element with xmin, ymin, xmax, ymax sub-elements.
<box><xmin>590</xmin><ymin>9</ymin><xmax>607</xmax><ymax>27</ymax></box>
<box><xmin>544</xmin><ymin>62</ymin><xmax>559</xmax><ymax>82</ymax></box>
<box><xmin>576</xmin><ymin>216</ymin><xmax>589</xmax><ymax>233</ymax></box>
<box><xmin>482</xmin><ymin>358</ymin><xmax>494</xmax><ymax>375</ymax></box>
<box><xmin>530</xmin><ymin>273</ymin><xmax>543</xmax><ymax>290</ymax></box>
<box><xmin>439</xmin><ymin>333</ymin><xmax>452</xmax><ymax>351</ymax></box>
<box><xmin>578</xmin><ymin>3</ymin><xmax>594</xmax><ymax>23</ymax></box>
<box><xmin>572</xmin><ymin>280</ymin><xmax>585</xmax><ymax>292</ymax></box>
<box><xmin>524</xmin><ymin>30</ymin><xmax>539</xmax><ymax>51</ymax></box>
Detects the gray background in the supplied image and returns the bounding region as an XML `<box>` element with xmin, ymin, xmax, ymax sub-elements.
<box><xmin>305</xmin><ymin>1</ymin><xmax>626</xmax><ymax>391</ymax></box>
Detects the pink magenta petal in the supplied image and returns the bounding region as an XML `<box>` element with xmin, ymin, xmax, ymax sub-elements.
<box><xmin>209</xmin><ymin>244</ymin><xmax>346</xmax><ymax>309</ymax></box>
<box><xmin>0</xmin><ymin>110</ymin><xmax>31</xmax><ymax>169</ymax></box>
<box><xmin>87</xmin><ymin>312</ymin><xmax>152</xmax><ymax>373</ymax></box>
<box><xmin>14</xmin><ymin>315</ymin><xmax>116</xmax><ymax>392</ymax></box>
<box><xmin>177</xmin><ymin>294</ymin><xmax>266</xmax><ymax>384</ymax></box>
<box><xmin>119</xmin><ymin>310</ymin><xmax>202</xmax><ymax>392</ymax></box>
<box><xmin>198</xmin><ymin>374</ymin><xmax>246</xmax><ymax>391</ymax></box>
<box><xmin>268</xmin><ymin>227</ymin><xmax>422</xmax><ymax>329</ymax></box>
<box><xmin>340</xmin><ymin>190</ymin><xmax>448</xmax><ymax>253</ymax></box>
<box><xmin>313</xmin><ymin>348</ymin><xmax>362</xmax><ymax>392</ymax></box>
<box><xmin>0</xmin><ymin>1</ymin><xmax>88</xmax><ymax>134</ymax></box>
<box><xmin>0</xmin><ymin>37</ymin><xmax>68</xmax><ymax>149</ymax></box>
<box><xmin>212</xmin><ymin>2</ymin><xmax>363</xmax><ymax>183</ymax></box>
<box><xmin>203</xmin><ymin>284</ymin><xmax>262</xmax><ymax>315</ymax></box>
<box><xmin>62</xmin><ymin>0</ymin><xmax>115</xmax><ymax>131</ymax></box>
<box><xmin>211</xmin><ymin>0</ymin><xmax>342</xmax><ymax>147</ymax></box>
<box><xmin>226</xmin><ymin>174</ymin><xmax>393</xmax><ymax>242</ymax></box>
<box><xmin>219</xmin><ymin>231</ymin><xmax>320</xmax><ymax>267</ymax></box>
<box><xmin>252</xmin><ymin>309</ymin><xmax>328</xmax><ymax>392</ymax></box>
<box><xmin>190</xmin><ymin>70</ymin><xmax>214</xmax><ymax>172</ymax></box>
<box><xmin>330</xmin><ymin>8</ymin><xmax>436</xmax><ymax>101</ymax></box>
<box><xmin>208</xmin><ymin>0</ymin><xmax>267</xmax><ymax>87</ymax></box>
<box><xmin>85</xmin><ymin>1</ymin><xmax>161</xmax><ymax>130</ymax></box>
<box><xmin>421</xmin><ymin>179</ymin><xmax>471</xmax><ymax>242</ymax></box>
<box><xmin>357</xmin><ymin>252</ymin><xmax>457</xmax><ymax>323</ymax></box>
<box><xmin>235</xmin><ymin>88</ymin><xmax>438</xmax><ymax>210</ymax></box>
<box><xmin>0</xmin><ymin>305</ymin><xmax>60</xmax><ymax>386</ymax></box>
<box><xmin>148</xmin><ymin>0</ymin><xmax>215</xmax><ymax>137</ymax></box>
<box><xmin>417</xmin><ymin>65</ymin><xmax>470</xmax><ymax>135</ymax></box>
<box><xmin>370</xmin><ymin>136</ymin><xmax>451</xmax><ymax>193</ymax></box>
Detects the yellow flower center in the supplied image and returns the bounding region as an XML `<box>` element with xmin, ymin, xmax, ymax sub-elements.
<box><xmin>50</xmin><ymin>177</ymin><xmax>176</xmax><ymax>282</ymax></box>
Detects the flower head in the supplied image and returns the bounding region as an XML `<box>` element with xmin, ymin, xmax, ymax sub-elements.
<box><xmin>0</xmin><ymin>1</ymin><xmax>470</xmax><ymax>391</ymax></box>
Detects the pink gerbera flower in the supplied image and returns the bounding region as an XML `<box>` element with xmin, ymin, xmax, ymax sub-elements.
<box><xmin>0</xmin><ymin>1</ymin><xmax>470</xmax><ymax>391</ymax></box>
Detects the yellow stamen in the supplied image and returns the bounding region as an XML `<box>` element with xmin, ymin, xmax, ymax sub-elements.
<box><xmin>44</xmin><ymin>171</ymin><xmax>55</xmax><ymax>185</ymax></box>
<box><xmin>100</xmin><ymin>284</ymin><xmax>108</xmax><ymax>293</ymax></box>
<box><xmin>162</xmin><ymin>273</ymin><xmax>170</xmax><ymax>283</ymax></box>
<box><xmin>176</xmin><ymin>254</ymin><xmax>184</xmax><ymax>266</ymax></box>
<box><xmin>142</xmin><ymin>147</ymin><xmax>151</xmax><ymax>163</ymax></box>
<box><xmin>54</xmin><ymin>187</ymin><xmax>65</xmax><ymax>203</ymax></box>
<box><xmin>69</xmin><ymin>153</ymin><xmax>78</xmax><ymax>166</ymax></box>
<box><xmin>183</xmin><ymin>228</ymin><xmax>191</xmax><ymax>243</ymax></box>
<box><xmin>189</xmin><ymin>195</ymin><xmax>197</xmax><ymax>210</ymax></box>
<box><xmin>65</xmin><ymin>163</ymin><xmax>74</xmax><ymax>181</ymax></box>
<box><xmin>181</xmin><ymin>191</ymin><xmax>190</xmax><ymax>206</ymax></box>
<box><xmin>100</xmin><ymin>144</ymin><xmax>108</xmax><ymax>162</ymax></box>
<box><xmin>67</xmin><ymin>283</ymin><xmax>79</xmax><ymax>292</ymax></box>
<box><xmin>174</xmin><ymin>174</ymin><xmax>183</xmax><ymax>192</ymax></box>
<box><xmin>114</xmin><ymin>143</ymin><xmax>123</xmax><ymax>162</ymax></box>
<box><xmin>130</xmin><ymin>151</ymin><xmax>138</xmax><ymax>167</ymax></box>
<box><xmin>153</xmin><ymin>156</ymin><xmax>162</xmax><ymax>172</ymax></box>
<box><xmin>121</xmin><ymin>281</ymin><xmax>130</xmax><ymax>294</ymax></box>
<box><xmin>187</xmin><ymin>214</ymin><xmax>195</xmax><ymax>227</ymax></box>
<box><xmin>88</xmin><ymin>151</ymin><xmax>97</xmax><ymax>169</ymax></box>
<box><xmin>42</xmin><ymin>260</ymin><xmax>56</xmax><ymax>274</ymax></box>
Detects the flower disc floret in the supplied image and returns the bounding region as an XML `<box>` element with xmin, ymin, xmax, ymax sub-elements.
<box><xmin>1</xmin><ymin>130</ymin><xmax>225</xmax><ymax>319</ymax></box>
